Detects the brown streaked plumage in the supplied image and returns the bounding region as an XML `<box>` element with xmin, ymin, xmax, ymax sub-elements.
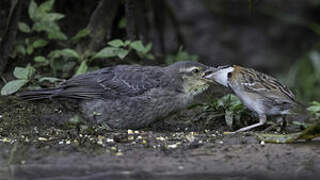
<box><xmin>204</xmin><ymin>65</ymin><xmax>301</xmax><ymax>132</ymax></box>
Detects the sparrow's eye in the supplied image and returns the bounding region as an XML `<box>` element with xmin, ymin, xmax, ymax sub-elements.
<box><xmin>227</xmin><ymin>72</ymin><xmax>232</xmax><ymax>78</ymax></box>
<box><xmin>192</xmin><ymin>68</ymin><xmax>200</xmax><ymax>74</ymax></box>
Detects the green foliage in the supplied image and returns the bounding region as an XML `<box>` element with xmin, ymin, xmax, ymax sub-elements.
<box><xmin>285</xmin><ymin>50</ymin><xmax>320</xmax><ymax>101</ymax></box>
<box><xmin>13</xmin><ymin>0</ymin><xmax>66</xmax><ymax>59</ymax></box>
<box><xmin>0</xmin><ymin>64</ymin><xmax>63</xmax><ymax>96</ymax></box>
<box><xmin>93</xmin><ymin>39</ymin><xmax>154</xmax><ymax>61</ymax></box>
<box><xmin>166</xmin><ymin>47</ymin><xmax>198</xmax><ymax>65</ymax></box>
<box><xmin>2</xmin><ymin>0</ymin><xmax>191</xmax><ymax>95</ymax></box>
<box><xmin>209</xmin><ymin>94</ymin><xmax>251</xmax><ymax>129</ymax></box>
<box><xmin>28</xmin><ymin>0</ymin><xmax>66</xmax><ymax>40</ymax></box>
<box><xmin>118</xmin><ymin>17</ymin><xmax>126</xmax><ymax>29</ymax></box>
<box><xmin>307</xmin><ymin>101</ymin><xmax>320</xmax><ymax>119</ymax></box>
<box><xmin>71</xmin><ymin>28</ymin><xmax>90</xmax><ymax>42</ymax></box>
<box><xmin>1</xmin><ymin>65</ymin><xmax>35</xmax><ymax>95</ymax></box>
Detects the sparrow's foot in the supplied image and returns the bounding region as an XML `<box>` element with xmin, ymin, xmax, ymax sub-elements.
<box><xmin>234</xmin><ymin>114</ymin><xmax>267</xmax><ymax>132</ymax></box>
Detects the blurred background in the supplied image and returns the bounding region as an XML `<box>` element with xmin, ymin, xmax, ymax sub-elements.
<box><xmin>0</xmin><ymin>0</ymin><xmax>319</xmax><ymax>102</ymax></box>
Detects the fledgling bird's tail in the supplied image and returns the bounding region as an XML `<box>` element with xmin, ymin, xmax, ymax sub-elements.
<box><xmin>18</xmin><ymin>88</ymin><xmax>61</xmax><ymax>101</ymax></box>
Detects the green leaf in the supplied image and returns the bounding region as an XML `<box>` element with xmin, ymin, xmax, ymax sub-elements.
<box><xmin>142</xmin><ymin>43</ymin><xmax>152</xmax><ymax>54</ymax></box>
<box><xmin>60</xmin><ymin>49</ymin><xmax>80</xmax><ymax>59</ymax></box>
<box><xmin>107</xmin><ymin>39</ymin><xmax>124</xmax><ymax>48</ymax></box>
<box><xmin>145</xmin><ymin>54</ymin><xmax>155</xmax><ymax>60</ymax></box>
<box><xmin>38</xmin><ymin>0</ymin><xmax>55</xmax><ymax>13</ymax></box>
<box><xmin>307</xmin><ymin>101</ymin><xmax>320</xmax><ymax>113</ymax></box>
<box><xmin>93</xmin><ymin>47</ymin><xmax>120</xmax><ymax>59</ymax></box>
<box><xmin>18</xmin><ymin>22</ymin><xmax>31</xmax><ymax>33</ymax></box>
<box><xmin>124</xmin><ymin>40</ymin><xmax>131</xmax><ymax>46</ymax></box>
<box><xmin>32</xmin><ymin>22</ymin><xmax>67</xmax><ymax>40</ymax></box>
<box><xmin>48</xmin><ymin>31</ymin><xmax>67</xmax><ymax>40</ymax></box>
<box><xmin>28</xmin><ymin>0</ymin><xmax>38</xmax><ymax>21</ymax></box>
<box><xmin>48</xmin><ymin>50</ymin><xmax>61</xmax><ymax>59</ymax></box>
<box><xmin>34</xmin><ymin>56</ymin><xmax>48</xmax><ymax>63</ymax></box>
<box><xmin>33</xmin><ymin>39</ymin><xmax>48</xmax><ymax>48</ymax></box>
<box><xmin>15</xmin><ymin>45</ymin><xmax>26</xmax><ymax>55</ymax></box>
<box><xmin>26</xmin><ymin>45</ymin><xmax>34</xmax><ymax>55</ymax></box>
<box><xmin>38</xmin><ymin>77</ymin><xmax>62</xmax><ymax>83</ymax></box>
<box><xmin>26</xmin><ymin>65</ymin><xmax>36</xmax><ymax>79</ymax></box>
<box><xmin>44</xmin><ymin>13</ymin><xmax>65</xmax><ymax>22</ymax></box>
<box><xmin>1</xmin><ymin>80</ymin><xmax>29</xmax><ymax>96</ymax></box>
<box><xmin>130</xmin><ymin>41</ymin><xmax>145</xmax><ymax>52</ymax></box>
<box><xmin>117</xmin><ymin>49</ymin><xmax>130</xmax><ymax>59</ymax></box>
<box><xmin>118</xmin><ymin>17</ymin><xmax>126</xmax><ymax>29</ymax></box>
<box><xmin>75</xmin><ymin>61</ymin><xmax>88</xmax><ymax>75</ymax></box>
<box><xmin>71</xmin><ymin>28</ymin><xmax>90</xmax><ymax>41</ymax></box>
<box><xmin>14</xmin><ymin>67</ymin><xmax>29</xmax><ymax>80</ymax></box>
<box><xmin>48</xmin><ymin>49</ymin><xmax>80</xmax><ymax>59</ymax></box>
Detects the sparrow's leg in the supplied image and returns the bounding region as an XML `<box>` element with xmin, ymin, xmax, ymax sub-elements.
<box><xmin>236</xmin><ymin>114</ymin><xmax>267</xmax><ymax>132</ymax></box>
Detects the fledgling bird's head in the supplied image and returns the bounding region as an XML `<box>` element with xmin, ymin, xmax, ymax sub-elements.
<box><xmin>165</xmin><ymin>61</ymin><xmax>216</xmax><ymax>95</ymax></box>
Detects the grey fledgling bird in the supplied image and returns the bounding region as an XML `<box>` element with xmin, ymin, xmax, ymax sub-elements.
<box><xmin>204</xmin><ymin>65</ymin><xmax>303</xmax><ymax>132</ymax></box>
<box><xmin>19</xmin><ymin>61</ymin><xmax>215</xmax><ymax>129</ymax></box>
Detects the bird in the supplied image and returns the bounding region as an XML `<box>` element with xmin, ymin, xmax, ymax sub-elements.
<box><xmin>204</xmin><ymin>65</ymin><xmax>302</xmax><ymax>132</ymax></box>
<box><xmin>19</xmin><ymin>61</ymin><xmax>216</xmax><ymax>129</ymax></box>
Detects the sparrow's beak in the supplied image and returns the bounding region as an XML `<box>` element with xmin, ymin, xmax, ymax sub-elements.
<box><xmin>202</xmin><ymin>67</ymin><xmax>218</xmax><ymax>81</ymax></box>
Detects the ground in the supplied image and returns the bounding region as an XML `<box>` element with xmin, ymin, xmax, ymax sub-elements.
<box><xmin>0</xmin><ymin>96</ymin><xmax>320</xmax><ymax>180</ymax></box>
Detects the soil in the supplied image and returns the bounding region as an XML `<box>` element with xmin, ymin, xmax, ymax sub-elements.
<box><xmin>0</xmin><ymin>96</ymin><xmax>320</xmax><ymax>180</ymax></box>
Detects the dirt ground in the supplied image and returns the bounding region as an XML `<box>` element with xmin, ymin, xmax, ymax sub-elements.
<box><xmin>0</xmin><ymin>96</ymin><xmax>320</xmax><ymax>180</ymax></box>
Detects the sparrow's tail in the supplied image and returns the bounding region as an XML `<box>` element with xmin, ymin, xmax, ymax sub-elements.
<box><xmin>18</xmin><ymin>88</ymin><xmax>62</xmax><ymax>101</ymax></box>
<box><xmin>290</xmin><ymin>100</ymin><xmax>308</xmax><ymax>114</ymax></box>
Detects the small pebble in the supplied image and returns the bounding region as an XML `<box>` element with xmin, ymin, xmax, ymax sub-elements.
<box><xmin>106</xmin><ymin>138</ymin><xmax>114</xmax><ymax>143</ymax></box>
<box><xmin>168</xmin><ymin>142</ymin><xmax>181</xmax><ymax>149</ymax></box>
<box><xmin>115</xmin><ymin>152</ymin><xmax>123</xmax><ymax>156</ymax></box>
<box><xmin>142</xmin><ymin>139</ymin><xmax>147</xmax><ymax>144</ymax></box>
<box><xmin>38</xmin><ymin>137</ymin><xmax>48</xmax><ymax>141</ymax></box>
<box><xmin>156</xmin><ymin>136</ymin><xmax>165</xmax><ymax>141</ymax></box>
<box><xmin>128</xmin><ymin>136</ymin><xmax>134</xmax><ymax>141</ymax></box>
<box><xmin>127</xmin><ymin>129</ymin><xmax>134</xmax><ymax>134</ymax></box>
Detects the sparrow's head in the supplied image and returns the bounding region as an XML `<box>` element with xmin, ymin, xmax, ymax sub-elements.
<box><xmin>203</xmin><ymin>65</ymin><xmax>234</xmax><ymax>87</ymax></box>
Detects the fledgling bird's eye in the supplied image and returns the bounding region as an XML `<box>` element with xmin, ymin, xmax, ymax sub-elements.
<box><xmin>192</xmin><ymin>68</ymin><xmax>200</xmax><ymax>74</ymax></box>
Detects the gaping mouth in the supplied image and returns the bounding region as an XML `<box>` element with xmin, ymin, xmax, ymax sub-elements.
<box><xmin>201</xmin><ymin>67</ymin><xmax>217</xmax><ymax>82</ymax></box>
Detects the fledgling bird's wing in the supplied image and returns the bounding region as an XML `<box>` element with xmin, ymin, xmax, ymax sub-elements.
<box><xmin>20</xmin><ymin>65</ymin><xmax>165</xmax><ymax>100</ymax></box>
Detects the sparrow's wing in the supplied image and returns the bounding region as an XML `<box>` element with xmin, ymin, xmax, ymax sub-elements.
<box><xmin>238</xmin><ymin>68</ymin><xmax>295</xmax><ymax>104</ymax></box>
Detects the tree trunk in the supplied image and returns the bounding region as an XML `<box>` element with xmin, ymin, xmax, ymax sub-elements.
<box><xmin>0</xmin><ymin>0</ymin><xmax>22</xmax><ymax>75</ymax></box>
<box><xmin>81</xmin><ymin>0</ymin><xmax>120</xmax><ymax>53</ymax></box>
<box><xmin>125</xmin><ymin>0</ymin><xmax>149</xmax><ymax>43</ymax></box>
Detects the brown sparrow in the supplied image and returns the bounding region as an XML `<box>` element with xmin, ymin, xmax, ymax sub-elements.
<box><xmin>204</xmin><ymin>65</ymin><xmax>302</xmax><ymax>132</ymax></box>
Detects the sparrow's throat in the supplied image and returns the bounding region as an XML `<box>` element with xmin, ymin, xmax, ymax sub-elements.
<box><xmin>211</xmin><ymin>67</ymin><xmax>234</xmax><ymax>87</ymax></box>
